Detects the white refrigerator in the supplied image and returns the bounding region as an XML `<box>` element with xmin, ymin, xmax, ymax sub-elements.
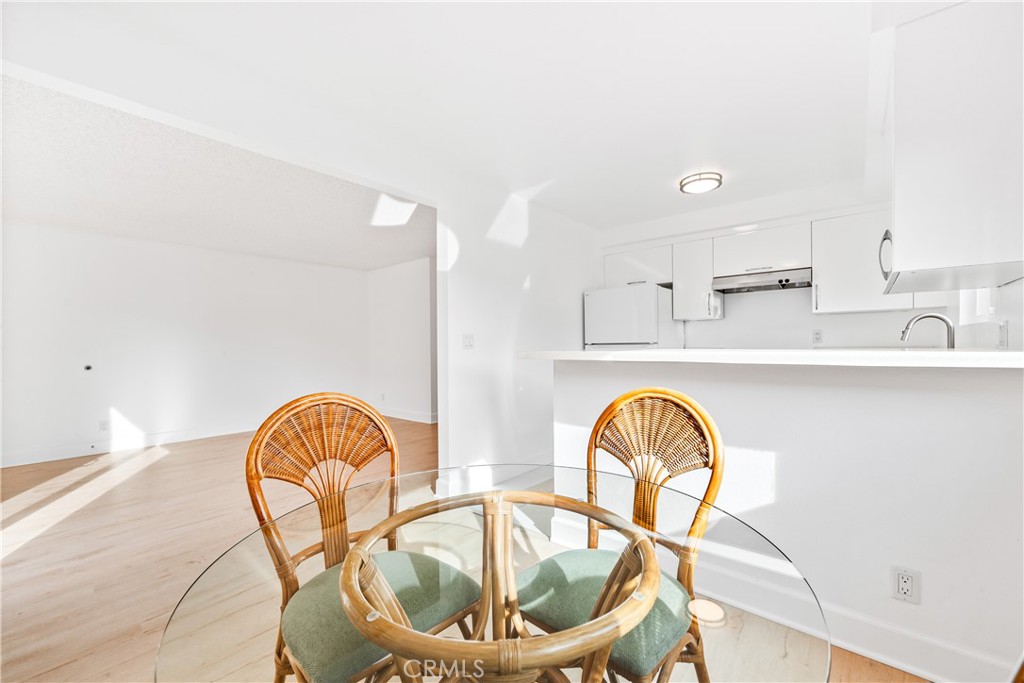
<box><xmin>583</xmin><ymin>283</ymin><xmax>685</xmax><ymax>349</ymax></box>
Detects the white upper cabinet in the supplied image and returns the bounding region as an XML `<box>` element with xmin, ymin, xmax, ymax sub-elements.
<box><xmin>889</xmin><ymin>1</ymin><xmax>1023</xmax><ymax>291</ymax></box>
<box><xmin>713</xmin><ymin>223</ymin><xmax>811</xmax><ymax>277</ymax></box>
<box><xmin>812</xmin><ymin>210</ymin><xmax>913</xmax><ymax>313</ymax></box>
<box><xmin>604</xmin><ymin>245</ymin><xmax>672</xmax><ymax>288</ymax></box>
<box><xmin>672</xmin><ymin>239</ymin><xmax>723</xmax><ymax>321</ymax></box>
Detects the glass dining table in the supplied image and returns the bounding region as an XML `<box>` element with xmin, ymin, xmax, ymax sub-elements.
<box><xmin>156</xmin><ymin>464</ymin><xmax>830</xmax><ymax>682</ymax></box>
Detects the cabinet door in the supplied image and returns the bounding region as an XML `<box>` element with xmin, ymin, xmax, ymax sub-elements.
<box><xmin>893</xmin><ymin>1</ymin><xmax>1023</xmax><ymax>272</ymax></box>
<box><xmin>672</xmin><ymin>240</ymin><xmax>723</xmax><ymax>321</ymax></box>
<box><xmin>713</xmin><ymin>223</ymin><xmax>811</xmax><ymax>277</ymax></box>
<box><xmin>604</xmin><ymin>245</ymin><xmax>672</xmax><ymax>287</ymax></box>
<box><xmin>812</xmin><ymin>211</ymin><xmax>913</xmax><ymax>313</ymax></box>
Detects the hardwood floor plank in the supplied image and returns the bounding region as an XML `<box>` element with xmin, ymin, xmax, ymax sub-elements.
<box><xmin>829</xmin><ymin>646</ymin><xmax>929</xmax><ymax>682</ymax></box>
<box><xmin>1</xmin><ymin>418</ymin><xmax>437</xmax><ymax>682</ymax></box>
<box><xmin>1</xmin><ymin>418</ymin><xmax>921</xmax><ymax>683</ymax></box>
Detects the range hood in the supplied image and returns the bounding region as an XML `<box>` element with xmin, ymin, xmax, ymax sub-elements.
<box><xmin>712</xmin><ymin>267</ymin><xmax>813</xmax><ymax>294</ymax></box>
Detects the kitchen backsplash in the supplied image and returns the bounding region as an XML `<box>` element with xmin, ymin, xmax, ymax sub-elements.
<box><xmin>682</xmin><ymin>287</ymin><xmax>956</xmax><ymax>350</ymax></box>
<box><xmin>955</xmin><ymin>278</ymin><xmax>1023</xmax><ymax>351</ymax></box>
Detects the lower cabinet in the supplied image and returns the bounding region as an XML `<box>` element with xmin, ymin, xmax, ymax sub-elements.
<box><xmin>811</xmin><ymin>211</ymin><xmax>914</xmax><ymax>313</ymax></box>
<box><xmin>672</xmin><ymin>239</ymin><xmax>723</xmax><ymax>320</ymax></box>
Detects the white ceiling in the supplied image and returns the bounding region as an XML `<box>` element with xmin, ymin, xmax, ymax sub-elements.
<box><xmin>2</xmin><ymin>2</ymin><xmax>873</xmax><ymax>235</ymax></box>
<box><xmin>2</xmin><ymin>77</ymin><xmax>437</xmax><ymax>270</ymax></box>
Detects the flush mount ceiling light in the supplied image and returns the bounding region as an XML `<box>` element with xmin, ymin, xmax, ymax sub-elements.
<box><xmin>679</xmin><ymin>171</ymin><xmax>723</xmax><ymax>194</ymax></box>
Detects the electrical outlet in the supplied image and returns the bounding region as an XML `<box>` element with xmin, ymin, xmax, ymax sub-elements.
<box><xmin>812</xmin><ymin>329</ymin><xmax>823</xmax><ymax>344</ymax></box>
<box><xmin>98</xmin><ymin>420</ymin><xmax>109</xmax><ymax>432</ymax></box>
<box><xmin>891</xmin><ymin>566</ymin><xmax>921</xmax><ymax>604</ymax></box>
<box><xmin>998</xmin><ymin>320</ymin><xmax>1009</xmax><ymax>349</ymax></box>
<box><xmin>462</xmin><ymin>334</ymin><xmax>475</xmax><ymax>350</ymax></box>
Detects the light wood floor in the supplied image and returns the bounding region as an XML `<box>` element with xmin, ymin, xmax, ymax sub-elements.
<box><xmin>1</xmin><ymin>424</ymin><xmax>924</xmax><ymax>683</ymax></box>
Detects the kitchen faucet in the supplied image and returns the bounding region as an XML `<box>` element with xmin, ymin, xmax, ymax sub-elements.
<box><xmin>900</xmin><ymin>313</ymin><xmax>955</xmax><ymax>349</ymax></box>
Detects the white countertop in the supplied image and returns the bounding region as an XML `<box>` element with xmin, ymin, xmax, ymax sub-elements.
<box><xmin>518</xmin><ymin>348</ymin><xmax>1024</xmax><ymax>369</ymax></box>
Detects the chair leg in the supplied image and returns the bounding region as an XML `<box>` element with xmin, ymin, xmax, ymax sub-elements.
<box><xmin>688</xmin><ymin>617</ymin><xmax>711</xmax><ymax>683</ymax></box>
<box><xmin>655</xmin><ymin>640</ymin><xmax>688</xmax><ymax>683</ymax></box>
<box><xmin>274</xmin><ymin>659</ymin><xmax>289</xmax><ymax>683</ymax></box>
<box><xmin>273</xmin><ymin>630</ymin><xmax>289</xmax><ymax>683</ymax></box>
<box><xmin>692</xmin><ymin>659</ymin><xmax>710</xmax><ymax>683</ymax></box>
<box><xmin>457</xmin><ymin>617</ymin><xmax>472</xmax><ymax>639</ymax></box>
<box><xmin>690</xmin><ymin>638</ymin><xmax>711</xmax><ymax>683</ymax></box>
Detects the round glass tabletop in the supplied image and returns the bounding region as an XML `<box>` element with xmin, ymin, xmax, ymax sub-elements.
<box><xmin>156</xmin><ymin>464</ymin><xmax>829</xmax><ymax>682</ymax></box>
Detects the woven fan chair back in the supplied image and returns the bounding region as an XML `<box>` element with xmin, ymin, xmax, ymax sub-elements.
<box><xmin>245</xmin><ymin>392</ymin><xmax>400</xmax><ymax>683</ymax></box>
<box><xmin>586</xmin><ymin>387</ymin><xmax>724</xmax><ymax>683</ymax></box>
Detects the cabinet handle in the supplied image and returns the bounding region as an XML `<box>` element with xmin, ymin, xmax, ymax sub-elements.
<box><xmin>814</xmin><ymin>284</ymin><xmax>820</xmax><ymax>311</ymax></box>
<box><xmin>706</xmin><ymin>292</ymin><xmax>711</xmax><ymax>316</ymax></box>
<box><xmin>878</xmin><ymin>229</ymin><xmax>893</xmax><ymax>281</ymax></box>
<box><xmin>627</xmin><ymin>280</ymin><xmax>647</xmax><ymax>286</ymax></box>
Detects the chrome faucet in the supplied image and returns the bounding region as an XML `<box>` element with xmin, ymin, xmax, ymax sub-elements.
<box><xmin>900</xmin><ymin>313</ymin><xmax>955</xmax><ymax>349</ymax></box>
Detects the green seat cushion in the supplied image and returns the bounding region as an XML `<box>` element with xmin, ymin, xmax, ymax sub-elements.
<box><xmin>281</xmin><ymin>550</ymin><xmax>480</xmax><ymax>683</ymax></box>
<box><xmin>516</xmin><ymin>548</ymin><xmax>691</xmax><ymax>679</ymax></box>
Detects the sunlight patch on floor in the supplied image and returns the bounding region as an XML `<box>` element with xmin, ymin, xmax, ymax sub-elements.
<box><xmin>3</xmin><ymin>457</ymin><xmax>107</xmax><ymax>521</ymax></box>
<box><xmin>1</xmin><ymin>445</ymin><xmax>170</xmax><ymax>560</ymax></box>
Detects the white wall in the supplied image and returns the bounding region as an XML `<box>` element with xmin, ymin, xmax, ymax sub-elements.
<box><xmin>2</xmin><ymin>222</ymin><xmax>371</xmax><ymax>465</ymax></box>
<box><xmin>441</xmin><ymin>192</ymin><xmax>603</xmax><ymax>468</ymax></box>
<box><xmin>366</xmin><ymin>257</ymin><xmax>436</xmax><ymax>423</ymax></box>
<box><xmin>551</xmin><ymin>359</ymin><xmax>1023</xmax><ymax>682</ymax></box>
<box><xmin>0</xmin><ymin>68</ymin><xmax>605</xmax><ymax>476</ymax></box>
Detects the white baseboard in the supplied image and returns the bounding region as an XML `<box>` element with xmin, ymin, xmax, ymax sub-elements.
<box><xmin>3</xmin><ymin>408</ymin><xmax>439</xmax><ymax>467</ymax></box>
<box><xmin>549</xmin><ymin>516</ymin><xmax>1016</xmax><ymax>682</ymax></box>
<box><xmin>1</xmin><ymin>425</ymin><xmax>246</xmax><ymax>467</ymax></box>
<box><xmin>820</xmin><ymin>601</ymin><xmax>1015</xmax><ymax>683</ymax></box>
<box><xmin>695</xmin><ymin>560</ymin><xmax>1016</xmax><ymax>682</ymax></box>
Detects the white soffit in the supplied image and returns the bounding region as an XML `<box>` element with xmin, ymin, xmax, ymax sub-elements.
<box><xmin>2</xmin><ymin>2</ymin><xmax>872</xmax><ymax>231</ymax></box>
<box><xmin>1</xmin><ymin>76</ymin><xmax>437</xmax><ymax>270</ymax></box>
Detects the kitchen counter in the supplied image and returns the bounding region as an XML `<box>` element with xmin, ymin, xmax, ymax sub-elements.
<box><xmin>540</xmin><ymin>346</ymin><xmax>1022</xmax><ymax>683</ymax></box>
<box><xmin>519</xmin><ymin>347</ymin><xmax>1023</xmax><ymax>369</ymax></box>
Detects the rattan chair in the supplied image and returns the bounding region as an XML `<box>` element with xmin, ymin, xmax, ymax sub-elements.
<box><xmin>341</xmin><ymin>490</ymin><xmax>663</xmax><ymax>683</ymax></box>
<box><xmin>246</xmin><ymin>392</ymin><xmax>479</xmax><ymax>683</ymax></box>
<box><xmin>516</xmin><ymin>387</ymin><xmax>724</xmax><ymax>683</ymax></box>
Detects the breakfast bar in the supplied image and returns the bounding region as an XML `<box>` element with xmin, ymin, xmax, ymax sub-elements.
<box><xmin>521</xmin><ymin>348</ymin><xmax>1023</xmax><ymax>682</ymax></box>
